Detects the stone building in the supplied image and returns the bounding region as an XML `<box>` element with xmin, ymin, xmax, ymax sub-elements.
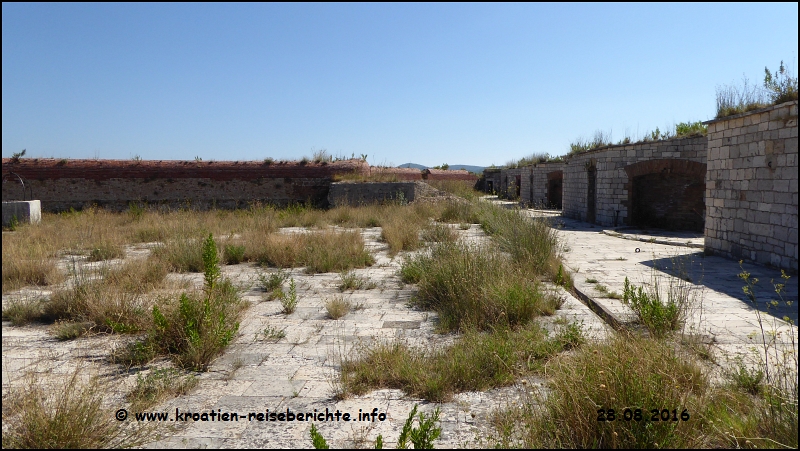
<box><xmin>483</xmin><ymin>100</ymin><xmax>797</xmax><ymax>271</ymax></box>
<box><xmin>703</xmin><ymin>100</ymin><xmax>798</xmax><ymax>271</ymax></box>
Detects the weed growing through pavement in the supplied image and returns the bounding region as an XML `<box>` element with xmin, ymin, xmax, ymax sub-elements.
<box><xmin>260</xmin><ymin>325</ymin><xmax>286</xmax><ymax>342</ymax></box>
<box><xmin>121</xmin><ymin>233</ymin><xmax>244</xmax><ymax>371</ymax></box>
<box><xmin>622</xmin><ymin>272</ymin><xmax>693</xmax><ymax>338</ymax></box>
<box><xmin>401</xmin><ymin>240</ymin><xmax>560</xmax><ymax>332</ymax></box>
<box><xmin>325</xmin><ymin>295</ymin><xmax>351</xmax><ymax>319</ymax></box>
<box><xmin>338</xmin><ymin>270</ymin><xmax>376</xmax><ymax>291</ymax></box>
<box><xmin>281</xmin><ymin>278</ymin><xmax>298</xmax><ymax>314</ymax></box>
<box><xmin>735</xmin><ymin>263</ymin><xmax>797</xmax><ymax>447</ymax></box>
<box><xmin>339</xmin><ymin>323</ymin><xmax>583</xmax><ymax>402</ymax></box>
<box><xmin>126</xmin><ymin>367</ymin><xmax>197</xmax><ymax>410</ymax></box>
<box><xmin>309</xmin><ymin>404</ymin><xmax>438</xmax><ymax>449</ymax></box>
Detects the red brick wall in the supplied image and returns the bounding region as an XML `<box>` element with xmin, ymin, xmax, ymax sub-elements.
<box><xmin>2</xmin><ymin>158</ymin><xmax>369</xmax><ymax>211</ymax></box>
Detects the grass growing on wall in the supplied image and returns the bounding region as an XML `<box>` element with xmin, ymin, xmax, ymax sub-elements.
<box><xmin>715</xmin><ymin>61</ymin><xmax>798</xmax><ymax>118</ymax></box>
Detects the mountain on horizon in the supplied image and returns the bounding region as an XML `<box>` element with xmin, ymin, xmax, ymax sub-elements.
<box><xmin>399</xmin><ymin>163</ymin><xmax>485</xmax><ymax>173</ymax></box>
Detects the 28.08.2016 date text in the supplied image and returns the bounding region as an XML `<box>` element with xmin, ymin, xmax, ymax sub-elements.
<box><xmin>597</xmin><ymin>408</ymin><xmax>690</xmax><ymax>422</ymax></box>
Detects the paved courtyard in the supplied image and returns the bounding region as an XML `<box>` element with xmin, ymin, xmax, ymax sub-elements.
<box><xmin>2</xmin><ymin>203</ymin><xmax>797</xmax><ymax>448</ymax></box>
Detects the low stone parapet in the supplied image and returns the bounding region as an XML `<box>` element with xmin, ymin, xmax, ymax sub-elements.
<box><xmin>2</xmin><ymin>200</ymin><xmax>41</xmax><ymax>227</ymax></box>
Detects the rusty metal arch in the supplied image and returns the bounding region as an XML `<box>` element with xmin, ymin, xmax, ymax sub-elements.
<box><xmin>2</xmin><ymin>171</ymin><xmax>33</xmax><ymax>201</ymax></box>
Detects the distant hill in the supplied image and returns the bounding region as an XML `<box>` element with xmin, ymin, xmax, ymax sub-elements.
<box><xmin>399</xmin><ymin>163</ymin><xmax>486</xmax><ymax>174</ymax></box>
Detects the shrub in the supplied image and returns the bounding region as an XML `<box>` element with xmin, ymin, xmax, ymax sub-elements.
<box><xmin>622</xmin><ymin>276</ymin><xmax>690</xmax><ymax>337</ymax></box>
<box><xmin>280</xmin><ymin>278</ymin><xmax>298</xmax><ymax>314</ymax></box>
<box><xmin>128</xmin><ymin>234</ymin><xmax>244</xmax><ymax>371</ymax></box>
<box><xmin>258</xmin><ymin>270</ymin><xmax>287</xmax><ymax>292</ymax></box>
<box><xmin>2</xmin><ymin>297</ymin><xmax>46</xmax><ymax>326</ymax></box>
<box><xmin>763</xmin><ymin>60</ymin><xmax>798</xmax><ymax>105</ymax></box>
<box><xmin>338</xmin><ymin>270</ymin><xmax>375</xmax><ymax>291</ymax></box>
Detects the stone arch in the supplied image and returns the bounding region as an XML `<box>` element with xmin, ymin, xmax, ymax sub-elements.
<box><xmin>624</xmin><ymin>159</ymin><xmax>706</xmax><ymax>231</ymax></box>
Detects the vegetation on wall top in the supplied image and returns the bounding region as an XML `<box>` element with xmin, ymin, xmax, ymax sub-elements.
<box><xmin>564</xmin><ymin>121</ymin><xmax>708</xmax><ymax>158</ymax></box>
<box><xmin>504</xmin><ymin>153</ymin><xmax>565</xmax><ymax>169</ymax></box>
<box><xmin>715</xmin><ymin>60</ymin><xmax>798</xmax><ymax>119</ymax></box>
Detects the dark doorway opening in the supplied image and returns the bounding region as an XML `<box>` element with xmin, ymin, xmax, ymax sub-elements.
<box><xmin>632</xmin><ymin>173</ymin><xmax>705</xmax><ymax>232</ymax></box>
<box><xmin>587</xmin><ymin>166</ymin><xmax>596</xmax><ymax>223</ymax></box>
<box><xmin>515</xmin><ymin>175</ymin><xmax>521</xmax><ymax>199</ymax></box>
<box><xmin>625</xmin><ymin>159</ymin><xmax>706</xmax><ymax>232</ymax></box>
<box><xmin>546</xmin><ymin>171</ymin><xmax>563</xmax><ymax>209</ymax></box>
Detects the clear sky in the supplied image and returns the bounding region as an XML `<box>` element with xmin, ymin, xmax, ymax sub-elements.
<box><xmin>2</xmin><ymin>3</ymin><xmax>798</xmax><ymax>167</ymax></box>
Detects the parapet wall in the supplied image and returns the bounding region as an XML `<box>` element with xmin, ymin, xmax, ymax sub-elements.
<box><xmin>561</xmin><ymin>136</ymin><xmax>707</xmax><ymax>229</ymax></box>
<box><xmin>1</xmin><ymin>159</ymin><xmax>369</xmax><ymax>211</ymax></box>
<box><xmin>704</xmin><ymin>101</ymin><xmax>798</xmax><ymax>271</ymax></box>
<box><xmin>328</xmin><ymin>181</ymin><xmax>445</xmax><ymax>207</ymax></box>
<box><xmin>368</xmin><ymin>167</ymin><xmax>478</xmax><ymax>181</ymax></box>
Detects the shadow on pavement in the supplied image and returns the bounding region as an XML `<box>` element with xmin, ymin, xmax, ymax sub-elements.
<box><xmin>642</xmin><ymin>253</ymin><xmax>798</xmax><ymax>326</ymax></box>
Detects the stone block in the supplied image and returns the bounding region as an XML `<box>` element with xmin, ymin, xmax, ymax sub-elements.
<box><xmin>2</xmin><ymin>200</ymin><xmax>41</xmax><ymax>227</ymax></box>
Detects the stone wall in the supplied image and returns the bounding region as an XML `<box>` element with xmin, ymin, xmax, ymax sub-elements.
<box><xmin>328</xmin><ymin>182</ymin><xmax>421</xmax><ymax>207</ymax></box>
<box><xmin>704</xmin><ymin>101</ymin><xmax>798</xmax><ymax>271</ymax></box>
<box><xmin>518</xmin><ymin>163</ymin><xmax>565</xmax><ymax>208</ymax></box>
<box><xmin>482</xmin><ymin>169</ymin><xmax>502</xmax><ymax>194</ymax></box>
<box><xmin>1</xmin><ymin>159</ymin><xmax>368</xmax><ymax>211</ymax></box>
<box><xmin>368</xmin><ymin>167</ymin><xmax>478</xmax><ymax>181</ymax></box>
<box><xmin>498</xmin><ymin>168</ymin><xmax>524</xmax><ymax>200</ymax></box>
<box><xmin>561</xmin><ymin>136</ymin><xmax>707</xmax><ymax>228</ymax></box>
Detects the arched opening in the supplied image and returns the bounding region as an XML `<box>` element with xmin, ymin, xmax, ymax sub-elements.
<box><xmin>624</xmin><ymin>159</ymin><xmax>706</xmax><ymax>232</ymax></box>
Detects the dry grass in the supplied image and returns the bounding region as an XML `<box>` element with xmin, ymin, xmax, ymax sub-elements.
<box><xmin>2</xmin><ymin>240</ymin><xmax>65</xmax><ymax>293</ymax></box>
<box><xmin>401</xmin><ymin>241</ymin><xmax>561</xmax><ymax>332</ymax></box>
<box><xmin>339</xmin><ymin>323</ymin><xmax>583</xmax><ymax>402</ymax></box>
<box><xmin>325</xmin><ymin>295</ymin><xmax>351</xmax><ymax>319</ymax></box>
<box><xmin>126</xmin><ymin>367</ymin><xmax>198</xmax><ymax>410</ymax></box>
<box><xmin>1</xmin><ymin>365</ymin><xmax>152</xmax><ymax>448</ymax></box>
<box><xmin>253</xmin><ymin>230</ymin><xmax>375</xmax><ymax>273</ymax></box>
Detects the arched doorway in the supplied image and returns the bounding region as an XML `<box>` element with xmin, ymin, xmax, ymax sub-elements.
<box><xmin>624</xmin><ymin>159</ymin><xmax>706</xmax><ymax>232</ymax></box>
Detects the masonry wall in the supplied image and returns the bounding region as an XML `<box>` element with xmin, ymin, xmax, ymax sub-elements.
<box><xmin>498</xmin><ymin>168</ymin><xmax>524</xmax><ymax>200</ymax></box>
<box><xmin>328</xmin><ymin>182</ymin><xmax>432</xmax><ymax>207</ymax></box>
<box><xmin>704</xmin><ymin>101</ymin><xmax>798</xmax><ymax>271</ymax></box>
<box><xmin>561</xmin><ymin>136</ymin><xmax>707</xmax><ymax>227</ymax></box>
<box><xmin>1</xmin><ymin>159</ymin><xmax>368</xmax><ymax>212</ymax></box>
<box><xmin>518</xmin><ymin>163</ymin><xmax>565</xmax><ymax>208</ymax></box>
<box><xmin>482</xmin><ymin>169</ymin><xmax>502</xmax><ymax>194</ymax></box>
<box><xmin>369</xmin><ymin>167</ymin><xmax>478</xmax><ymax>181</ymax></box>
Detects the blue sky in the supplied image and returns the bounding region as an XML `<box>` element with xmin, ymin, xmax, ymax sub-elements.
<box><xmin>2</xmin><ymin>3</ymin><xmax>797</xmax><ymax>167</ymax></box>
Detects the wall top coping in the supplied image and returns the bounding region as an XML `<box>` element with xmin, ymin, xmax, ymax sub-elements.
<box><xmin>1</xmin><ymin>158</ymin><xmax>370</xmax><ymax>181</ymax></box>
<box><xmin>501</xmin><ymin>162</ymin><xmax>566</xmax><ymax>170</ymax></box>
<box><xmin>560</xmin><ymin>135</ymin><xmax>706</xmax><ymax>162</ymax></box>
<box><xmin>703</xmin><ymin>100</ymin><xmax>798</xmax><ymax>125</ymax></box>
<box><xmin>1</xmin><ymin>158</ymin><xmax>367</xmax><ymax>172</ymax></box>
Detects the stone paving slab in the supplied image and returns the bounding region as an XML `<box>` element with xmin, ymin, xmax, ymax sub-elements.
<box><xmin>525</xmin><ymin>211</ymin><xmax>798</xmax><ymax>374</ymax></box>
<box><xmin>3</xmin><ymin>219</ymin><xmax>613</xmax><ymax>448</ymax></box>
